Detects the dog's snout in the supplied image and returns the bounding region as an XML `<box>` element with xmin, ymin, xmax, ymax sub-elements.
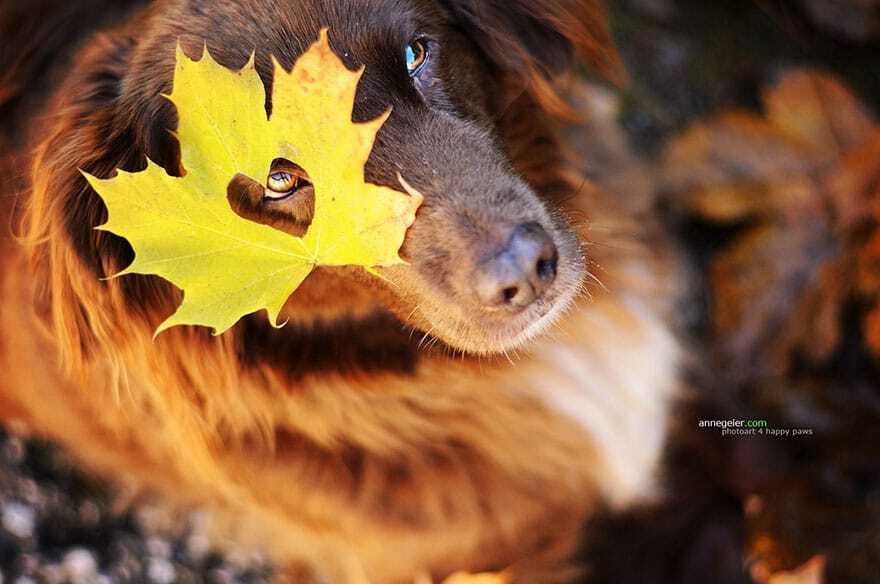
<box><xmin>473</xmin><ymin>222</ymin><xmax>558</xmax><ymax>310</ymax></box>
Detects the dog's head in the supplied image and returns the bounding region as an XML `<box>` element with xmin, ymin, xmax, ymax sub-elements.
<box><xmin>31</xmin><ymin>0</ymin><xmax>620</xmax><ymax>357</ymax></box>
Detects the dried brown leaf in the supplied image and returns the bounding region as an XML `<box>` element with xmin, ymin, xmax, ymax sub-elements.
<box><xmin>662</xmin><ymin>111</ymin><xmax>813</xmax><ymax>196</ymax></box>
<box><xmin>684</xmin><ymin>182</ymin><xmax>773</xmax><ymax>222</ymax></box>
<box><xmin>858</xmin><ymin>220</ymin><xmax>880</xmax><ymax>296</ymax></box>
<box><xmin>685</xmin><ymin>176</ymin><xmax>823</xmax><ymax>224</ymax></box>
<box><xmin>709</xmin><ymin>220</ymin><xmax>837</xmax><ymax>376</ymax></box>
<box><xmin>765</xmin><ymin>71</ymin><xmax>875</xmax><ymax>161</ymax></box>
<box><xmin>664</xmin><ymin>67</ymin><xmax>880</xmax><ymax>373</ymax></box>
<box><xmin>823</xmin><ymin>129</ymin><xmax>880</xmax><ymax>231</ymax></box>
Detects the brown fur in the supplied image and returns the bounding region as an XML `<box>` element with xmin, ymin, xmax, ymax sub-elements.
<box><xmin>0</xmin><ymin>1</ymin><xmax>679</xmax><ymax>582</ymax></box>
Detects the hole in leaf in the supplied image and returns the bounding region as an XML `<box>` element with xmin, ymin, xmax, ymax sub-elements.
<box><xmin>226</xmin><ymin>158</ymin><xmax>315</xmax><ymax>237</ymax></box>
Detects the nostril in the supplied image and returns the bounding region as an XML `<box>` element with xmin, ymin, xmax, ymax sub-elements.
<box><xmin>536</xmin><ymin>254</ymin><xmax>558</xmax><ymax>282</ymax></box>
<box><xmin>472</xmin><ymin>222</ymin><xmax>559</xmax><ymax>310</ymax></box>
<box><xmin>515</xmin><ymin>222</ymin><xmax>558</xmax><ymax>289</ymax></box>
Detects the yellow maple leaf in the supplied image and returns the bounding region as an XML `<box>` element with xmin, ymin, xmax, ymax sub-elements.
<box><xmin>85</xmin><ymin>29</ymin><xmax>422</xmax><ymax>335</ymax></box>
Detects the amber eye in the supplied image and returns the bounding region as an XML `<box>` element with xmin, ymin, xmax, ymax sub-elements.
<box><xmin>265</xmin><ymin>171</ymin><xmax>298</xmax><ymax>199</ymax></box>
<box><xmin>264</xmin><ymin>160</ymin><xmax>312</xmax><ymax>201</ymax></box>
<box><xmin>405</xmin><ymin>39</ymin><xmax>428</xmax><ymax>77</ymax></box>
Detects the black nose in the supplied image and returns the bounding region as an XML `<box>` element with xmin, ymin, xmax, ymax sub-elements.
<box><xmin>473</xmin><ymin>222</ymin><xmax>559</xmax><ymax>309</ymax></box>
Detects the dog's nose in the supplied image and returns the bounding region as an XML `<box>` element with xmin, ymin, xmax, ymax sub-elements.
<box><xmin>473</xmin><ymin>222</ymin><xmax>558</xmax><ymax>309</ymax></box>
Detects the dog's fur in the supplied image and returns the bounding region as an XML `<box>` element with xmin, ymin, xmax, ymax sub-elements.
<box><xmin>0</xmin><ymin>1</ymin><xmax>681</xmax><ymax>581</ymax></box>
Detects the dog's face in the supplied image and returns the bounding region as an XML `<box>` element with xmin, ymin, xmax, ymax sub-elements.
<box><xmin>79</xmin><ymin>0</ymin><xmax>616</xmax><ymax>355</ymax></box>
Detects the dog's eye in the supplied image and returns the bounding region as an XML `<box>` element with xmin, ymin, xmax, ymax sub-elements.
<box><xmin>405</xmin><ymin>39</ymin><xmax>428</xmax><ymax>77</ymax></box>
<box><xmin>265</xmin><ymin>171</ymin><xmax>301</xmax><ymax>200</ymax></box>
<box><xmin>264</xmin><ymin>161</ymin><xmax>312</xmax><ymax>201</ymax></box>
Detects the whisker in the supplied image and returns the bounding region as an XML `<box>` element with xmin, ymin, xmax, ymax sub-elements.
<box><xmin>417</xmin><ymin>326</ymin><xmax>435</xmax><ymax>351</ymax></box>
<box><xmin>584</xmin><ymin>269</ymin><xmax>609</xmax><ymax>292</ymax></box>
<box><xmin>405</xmin><ymin>303</ymin><xmax>422</xmax><ymax>321</ymax></box>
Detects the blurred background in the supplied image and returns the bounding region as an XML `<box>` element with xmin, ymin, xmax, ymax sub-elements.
<box><xmin>580</xmin><ymin>1</ymin><xmax>880</xmax><ymax>583</ymax></box>
<box><xmin>1</xmin><ymin>0</ymin><xmax>879</xmax><ymax>582</ymax></box>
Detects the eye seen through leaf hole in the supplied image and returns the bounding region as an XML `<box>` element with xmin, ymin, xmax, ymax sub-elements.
<box><xmin>264</xmin><ymin>159</ymin><xmax>312</xmax><ymax>200</ymax></box>
<box><xmin>227</xmin><ymin>158</ymin><xmax>315</xmax><ymax>236</ymax></box>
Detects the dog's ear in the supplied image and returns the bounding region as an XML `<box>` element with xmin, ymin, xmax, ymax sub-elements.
<box><xmin>20</xmin><ymin>31</ymin><xmax>182</xmax><ymax>368</ymax></box>
<box><xmin>443</xmin><ymin>0</ymin><xmax>624</xmax><ymax>115</ymax></box>
<box><xmin>26</xmin><ymin>33</ymin><xmax>179</xmax><ymax>277</ymax></box>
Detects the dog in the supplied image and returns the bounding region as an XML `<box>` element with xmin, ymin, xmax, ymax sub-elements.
<box><xmin>0</xmin><ymin>0</ymin><xmax>682</xmax><ymax>581</ymax></box>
